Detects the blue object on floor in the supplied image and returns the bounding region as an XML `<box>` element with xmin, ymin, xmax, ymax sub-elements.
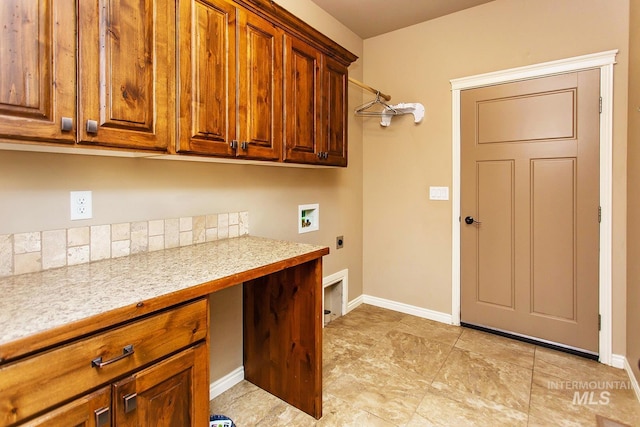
<box><xmin>209</xmin><ymin>414</ymin><xmax>236</xmax><ymax>427</ymax></box>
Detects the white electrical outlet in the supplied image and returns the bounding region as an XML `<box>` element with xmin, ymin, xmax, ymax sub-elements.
<box><xmin>70</xmin><ymin>191</ymin><xmax>92</xmax><ymax>220</ymax></box>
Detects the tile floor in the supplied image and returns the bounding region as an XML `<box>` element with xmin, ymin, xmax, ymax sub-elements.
<box><xmin>210</xmin><ymin>304</ymin><xmax>640</xmax><ymax>426</ymax></box>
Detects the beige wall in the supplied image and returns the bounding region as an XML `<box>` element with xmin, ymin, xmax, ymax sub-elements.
<box><xmin>627</xmin><ymin>0</ymin><xmax>640</xmax><ymax>383</ymax></box>
<box><xmin>362</xmin><ymin>0</ymin><xmax>630</xmax><ymax>354</ymax></box>
<box><xmin>0</xmin><ymin>0</ymin><xmax>364</xmax><ymax>383</ymax></box>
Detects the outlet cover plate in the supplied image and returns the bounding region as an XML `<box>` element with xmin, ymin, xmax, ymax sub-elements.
<box><xmin>70</xmin><ymin>191</ymin><xmax>92</xmax><ymax>220</ymax></box>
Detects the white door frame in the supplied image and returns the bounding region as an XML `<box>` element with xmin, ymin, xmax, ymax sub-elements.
<box><xmin>450</xmin><ymin>50</ymin><xmax>618</xmax><ymax>365</ymax></box>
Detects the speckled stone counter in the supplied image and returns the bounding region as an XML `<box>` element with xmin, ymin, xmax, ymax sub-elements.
<box><xmin>0</xmin><ymin>235</ymin><xmax>329</xmax><ymax>360</ymax></box>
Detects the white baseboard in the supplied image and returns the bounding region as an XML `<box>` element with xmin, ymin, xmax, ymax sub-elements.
<box><xmin>623</xmin><ymin>357</ymin><xmax>640</xmax><ymax>402</ymax></box>
<box><xmin>359</xmin><ymin>294</ymin><xmax>453</xmax><ymax>324</ymax></box>
<box><xmin>209</xmin><ymin>366</ymin><xmax>244</xmax><ymax>400</ymax></box>
<box><xmin>347</xmin><ymin>295</ymin><xmax>364</xmax><ymax>313</ymax></box>
<box><xmin>611</xmin><ymin>353</ymin><xmax>626</xmax><ymax>370</ymax></box>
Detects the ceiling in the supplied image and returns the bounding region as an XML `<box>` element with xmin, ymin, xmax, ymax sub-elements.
<box><xmin>309</xmin><ymin>0</ymin><xmax>495</xmax><ymax>39</ymax></box>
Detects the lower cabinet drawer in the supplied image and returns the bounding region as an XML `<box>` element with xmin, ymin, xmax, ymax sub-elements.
<box><xmin>0</xmin><ymin>298</ymin><xmax>208</xmax><ymax>426</ymax></box>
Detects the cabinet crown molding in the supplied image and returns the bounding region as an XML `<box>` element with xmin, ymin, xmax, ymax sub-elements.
<box><xmin>235</xmin><ymin>0</ymin><xmax>359</xmax><ymax>65</ymax></box>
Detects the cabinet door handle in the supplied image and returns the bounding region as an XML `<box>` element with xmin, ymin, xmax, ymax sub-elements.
<box><xmin>91</xmin><ymin>345</ymin><xmax>134</xmax><ymax>368</ymax></box>
<box><xmin>94</xmin><ymin>407</ymin><xmax>110</xmax><ymax>427</ymax></box>
<box><xmin>86</xmin><ymin>120</ymin><xmax>98</xmax><ymax>134</ymax></box>
<box><xmin>241</xmin><ymin>141</ymin><xmax>248</xmax><ymax>150</ymax></box>
<box><xmin>230</xmin><ymin>140</ymin><xmax>238</xmax><ymax>150</ymax></box>
<box><xmin>123</xmin><ymin>393</ymin><xmax>137</xmax><ymax>413</ymax></box>
<box><xmin>61</xmin><ymin>117</ymin><xmax>73</xmax><ymax>132</ymax></box>
<box><xmin>317</xmin><ymin>152</ymin><xmax>323</xmax><ymax>159</ymax></box>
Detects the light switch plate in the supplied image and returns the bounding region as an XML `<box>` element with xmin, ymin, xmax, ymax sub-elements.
<box><xmin>429</xmin><ymin>186</ymin><xmax>449</xmax><ymax>201</ymax></box>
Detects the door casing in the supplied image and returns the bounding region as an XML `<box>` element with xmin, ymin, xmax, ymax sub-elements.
<box><xmin>450</xmin><ymin>50</ymin><xmax>618</xmax><ymax>366</ymax></box>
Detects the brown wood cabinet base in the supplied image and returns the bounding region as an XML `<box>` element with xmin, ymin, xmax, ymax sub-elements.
<box><xmin>243</xmin><ymin>258</ymin><xmax>323</xmax><ymax>419</ymax></box>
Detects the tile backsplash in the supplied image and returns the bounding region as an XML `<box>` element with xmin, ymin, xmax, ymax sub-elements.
<box><xmin>0</xmin><ymin>211</ymin><xmax>249</xmax><ymax>278</ymax></box>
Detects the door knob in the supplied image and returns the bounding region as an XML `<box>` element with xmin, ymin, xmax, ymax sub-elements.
<box><xmin>464</xmin><ymin>216</ymin><xmax>481</xmax><ymax>225</ymax></box>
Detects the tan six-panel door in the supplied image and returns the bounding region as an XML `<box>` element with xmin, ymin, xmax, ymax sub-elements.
<box><xmin>461</xmin><ymin>70</ymin><xmax>600</xmax><ymax>353</ymax></box>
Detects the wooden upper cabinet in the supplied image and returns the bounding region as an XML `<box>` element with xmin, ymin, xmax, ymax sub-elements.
<box><xmin>0</xmin><ymin>0</ymin><xmax>76</xmax><ymax>144</ymax></box>
<box><xmin>322</xmin><ymin>57</ymin><xmax>349</xmax><ymax>167</ymax></box>
<box><xmin>283</xmin><ymin>36</ymin><xmax>322</xmax><ymax>164</ymax></box>
<box><xmin>236</xmin><ymin>7</ymin><xmax>283</xmax><ymax>160</ymax></box>
<box><xmin>0</xmin><ymin>0</ymin><xmax>357</xmax><ymax>164</ymax></box>
<box><xmin>77</xmin><ymin>0</ymin><xmax>174</xmax><ymax>151</ymax></box>
<box><xmin>178</xmin><ymin>0</ymin><xmax>282</xmax><ymax>161</ymax></box>
<box><xmin>283</xmin><ymin>36</ymin><xmax>348</xmax><ymax>166</ymax></box>
<box><xmin>177</xmin><ymin>0</ymin><xmax>237</xmax><ymax>157</ymax></box>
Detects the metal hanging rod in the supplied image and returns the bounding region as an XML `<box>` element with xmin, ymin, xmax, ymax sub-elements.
<box><xmin>348</xmin><ymin>77</ymin><xmax>391</xmax><ymax>102</ymax></box>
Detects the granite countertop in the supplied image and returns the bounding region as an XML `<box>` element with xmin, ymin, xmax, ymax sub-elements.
<box><xmin>0</xmin><ymin>236</ymin><xmax>328</xmax><ymax>353</ymax></box>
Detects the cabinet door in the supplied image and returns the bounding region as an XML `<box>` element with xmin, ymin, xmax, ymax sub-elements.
<box><xmin>283</xmin><ymin>36</ymin><xmax>322</xmax><ymax>164</ymax></box>
<box><xmin>322</xmin><ymin>57</ymin><xmax>348</xmax><ymax>167</ymax></box>
<box><xmin>21</xmin><ymin>387</ymin><xmax>111</xmax><ymax>427</ymax></box>
<box><xmin>0</xmin><ymin>0</ymin><xmax>76</xmax><ymax>144</ymax></box>
<box><xmin>113</xmin><ymin>343</ymin><xmax>209</xmax><ymax>427</ymax></box>
<box><xmin>237</xmin><ymin>8</ymin><xmax>283</xmax><ymax>160</ymax></box>
<box><xmin>177</xmin><ymin>0</ymin><xmax>237</xmax><ymax>156</ymax></box>
<box><xmin>77</xmin><ymin>0</ymin><xmax>174</xmax><ymax>151</ymax></box>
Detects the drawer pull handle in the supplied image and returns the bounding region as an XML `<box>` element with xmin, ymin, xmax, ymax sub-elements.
<box><xmin>91</xmin><ymin>345</ymin><xmax>134</xmax><ymax>368</ymax></box>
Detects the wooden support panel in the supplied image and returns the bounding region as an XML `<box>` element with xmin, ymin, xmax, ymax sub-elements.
<box><xmin>243</xmin><ymin>259</ymin><xmax>323</xmax><ymax>419</ymax></box>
